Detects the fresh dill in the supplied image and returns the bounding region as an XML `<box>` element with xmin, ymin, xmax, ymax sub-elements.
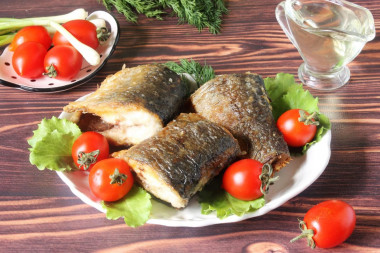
<box><xmin>165</xmin><ymin>59</ymin><xmax>215</xmax><ymax>90</ymax></box>
<box><xmin>101</xmin><ymin>0</ymin><xmax>228</xmax><ymax>34</ymax></box>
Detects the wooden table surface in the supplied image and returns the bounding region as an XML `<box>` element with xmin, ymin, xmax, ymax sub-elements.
<box><xmin>1</xmin><ymin>0</ymin><xmax>379</xmax><ymax>252</ymax></box>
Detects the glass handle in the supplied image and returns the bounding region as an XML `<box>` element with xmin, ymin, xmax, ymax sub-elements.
<box><xmin>275</xmin><ymin>2</ymin><xmax>299</xmax><ymax>50</ymax></box>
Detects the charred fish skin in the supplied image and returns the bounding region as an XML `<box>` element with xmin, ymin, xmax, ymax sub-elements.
<box><xmin>110</xmin><ymin>64</ymin><xmax>188</xmax><ymax>124</ymax></box>
<box><xmin>190</xmin><ymin>73</ymin><xmax>290</xmax><ymax>171</ymax></box>
<box><xmin>113</xmin><ymin>113</ymin><xmax>240</xmax><ymax>208</ymax></box>
<box><xmin>63</xmin><ymin>64</ymin><xmax>188</xmax><ymax>146</ymax></box>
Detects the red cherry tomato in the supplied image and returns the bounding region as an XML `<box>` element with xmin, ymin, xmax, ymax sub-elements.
<box><xmin>291</xmin><ymin>200</ymin><xmax>356</xmax><ymax>249</ymax></box>
<box><xmin>71</xmin><ymin>131</ymin><xmax>109</xmax><ymax>171</ymax></box>
<box><xmin>9</xmin><ymin>26</ymin><xmax>52</xmax><ymax>51</ymax></box>
<box><xmin>277</xmin><ymin>108</ymin><xmax>318</xmax><ymax>147</ymax></box>
<box><xmin>222</xmin><ymin>159</ymin><xmax>266</xmax><ymax>201</ymax></box>
<box><xmin>52</xmin><ymin>20</ymin><xmax>99</xmax><ymax>49</ymax></box>
<box><xmin>44</xmin><ymin>45</ymin><xmax>83</xmax><ymax>80</ymax></box>
<box><xmin>89</xmin><ymin>158</ymin><xmax>134</xmax><ymax>202</ymax></box>
<box><xmin>12</xmin><ymin>41</ymin><xmax>47</xmax><ymax>78</ymax></box>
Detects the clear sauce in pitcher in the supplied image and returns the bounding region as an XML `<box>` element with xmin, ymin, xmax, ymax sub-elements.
<box><xmin>285</xmin><ymin>0</ymin><xmax>375</xmax><ymax>73</ymax></box>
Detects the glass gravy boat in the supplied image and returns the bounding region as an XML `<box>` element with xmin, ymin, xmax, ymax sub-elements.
<box><xmin>276</xmin><ymin>0</ymin><xmax>375</xmax><ymax>90</ymax></box>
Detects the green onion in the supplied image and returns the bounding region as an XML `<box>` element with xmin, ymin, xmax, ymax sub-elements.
<box><xmin>49</xmin><ymin>21</ymin><xmax>100</xmax><ymax>65</ymax></box>
<box><xmin>0</xmin><ymin>33</ymin><xmax>15</xmax><ymax>45</ymax></box>
<box><xmin>0</xmin><ymin>8</ymin><xmax>88</xmax><ymax>26</ymax></box>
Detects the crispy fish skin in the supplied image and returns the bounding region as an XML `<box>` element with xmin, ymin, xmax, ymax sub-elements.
<box><xmin>63</xmin><ymin>64</ymin><xmax>188</xmax><ymax>146</ymax></box>
<box><xmin>190</xmin><ymin>73</ymin><xmax>290</xmax><ymax>171</ymax></box>
<box><xmin>113</xmin><ymin>113</ymin><xmax>240</xmax><ymax>208</ymax></box>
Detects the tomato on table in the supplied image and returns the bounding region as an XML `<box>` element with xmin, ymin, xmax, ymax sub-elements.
<box><xmin>71</xmin><ymin>131</ymin><xmax>109</xmax><ymax>171</ymax></box>
<box><xmin>12</xmin><ymin>41</ymin><xmax>47</xmax><ymax>78</ymax></box>
<box><xmin>222</xmin><ymin>159</ymin><xmax>278</xmax><ymax>201</ymax></box>
<box><xmin>277</xmin><ymin>108</ymin><xmax>319</xmax><ymax>147</ymax></box>
<box><xmin>44</xmin><ymin>45</ymin><xmax>83</xmax><ymax>80</ymax></box>
<box><xmin>89</xmin><ymin>158</ymin><xmax>134</xmax><ymax>202</ymax></box>
<box><xmin>9</xmin><ymin>26</ymin><xmax>52</xmax><ymax>51</ymax></box>
<box><xmin>291</xmin><ymin>200</ymin><xmax>356</xmax><ymax>249</ymax></box>
<box><xmin>52</xmin><ymin>19</ymin><xmax>99</xmax><ymax>49</ymax></box>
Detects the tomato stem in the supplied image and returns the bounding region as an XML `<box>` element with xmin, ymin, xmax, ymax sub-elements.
<box><xmin>0</xmin><ymin>33</ymin><xmax>15</xmax><ymax>46</ymax></box>
<box><xmin>259</xmin><ymin>163</ymin><xmax>279</xmax><ymax>195</ymax></box>
<box><xmin>290</xmin><ymin>219</ymin><xmax>316</xmax><ymax>249</ymax></box>
<box><xmin>299</xmin><ymin>110</ymin><xmax>320</xmax><ymax>126</ymax></box>
<box><xmin>77</xmin><ymin>150</ymin><xmax>99</xmax><ymax>170</ymax></box>
<box><xmin>109</xmin><ymin>168</ymin><xmax>127</xmax><ymax>185</ymax></box>
<box><xmin>43</xmin><ymin>64</ymin><xmax>58</xmax><ymax>78</ymax></box>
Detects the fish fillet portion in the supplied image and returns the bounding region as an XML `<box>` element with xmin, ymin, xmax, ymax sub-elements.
<box><xmin>113</xmin><ymin>113</ymin><xmax>240</xmax><ymax>208</ymax></box>
<box><xmin>190</xmin><ymin>73</ymin><xmax>290</xmax><ymax>171</ymax></box>
<box><xmin>63</xmin><ymin>64</ymin><xmax>188</xmax><ymax>146</ymax></box>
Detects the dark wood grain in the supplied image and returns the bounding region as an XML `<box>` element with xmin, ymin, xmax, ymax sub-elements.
<box><xmin>1</xmin><ymin>0</ymin><xmax>379</xmax><ymax>252</ymax></box>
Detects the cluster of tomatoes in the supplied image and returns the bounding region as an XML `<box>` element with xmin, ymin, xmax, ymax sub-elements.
<box><xmin>222</xmin><ymin>108</ymin><xmax>356</xmax><ymax>249</ymax></box>
<box><xmin>71</xmin><ymin>131</ymin><xmax>134</xmax><ymax>202</ymax></box>
<box><xmin>10</xmin><ymin>20</ymin><xmax>99</xmax><ymax>80</ymax></box>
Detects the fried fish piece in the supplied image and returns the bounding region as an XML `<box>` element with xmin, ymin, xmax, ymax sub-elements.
<box><xmin>190</xmin><ymin>73</ymin><xmax>290</xmax><ymax>171</ymax></box>
<box><xmin>64</xmin><ymin>64</ymin><xmax>188</xmax><ymax>146</ymax></box>
<box><xmin>113</xmin><ymin>113</ymin><xmax>240</xmax><ymax>208</ymax></box>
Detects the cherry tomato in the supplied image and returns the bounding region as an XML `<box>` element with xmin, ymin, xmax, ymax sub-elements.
<box><xmin>12</xmin><ymin>41</ymin><xmax>47</xmax><ymax>78</ymax></box>
<box><xmin>291</xmin><ymin>200</ymin><xmax>356</xmax><ymax>249</ymax></box>
<box><xmin>222</xmin><ymin>159</ymin><xmax>277</xmax><ymax>201</ymax></box>
<box><xmin>71</xmin><ymin>131</ymin><xmax>109</xmax><ymax>171</ymax></box>
<box><xmin>52</xmin><ymin>20</ymin><xmax>99</xmax><ymax>49</ymax></box>
<box><xmin>44</xmin><ymin>45</ymin><xmax>83</xmax><ymax>80</ymax></box>
<box><xmin>277</xmin><ymin>108</ymin><xmax>318</xmax><ymax>147</ymax></box>
<box><xmin>89</xmin><ymin>158</ymin><xmax>134</xmax><ymax>202</ymax></box>
<box><xmin>9</xmin><ymin>26</ymin><xmax>52</xmax><ymax>51</ymax></box>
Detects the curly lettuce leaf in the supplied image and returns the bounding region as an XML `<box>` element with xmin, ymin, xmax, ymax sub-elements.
<box><xmin>28</xmin><ymin>117</ymin><xmax>81</xmax><ymax>171</ymax></box>
<box><xmin>28</xmin><ymin>116</ymin><xmax>81</xmax><ymax>147</ymax></box>
<box><xmin>101</xmin><ymin>186</ymin><xmax>152</xmax><ymax>227</ymax></box>
<box><xmin>264</xmin><ymin>73</ymin><xmax>331</xmax><ymax>153</ymax></box>
<box><xmin>264</xmin><ymin>72</ymin><xmax>297</xmax><ymax>103</ymax></box>
<box><xmin>303</xmin><ymin>113</ymin><xmax>331</xmax><ymax>152</ymax></box>
<box><xmin>29</xmin><ymin>132</ymin><xmax>78</xmax><ymax>171</ymax></box>
<box><xmin>199</xmin><ymin>177</ymin><xmax>265</xmax><ymax>219</ymax></box>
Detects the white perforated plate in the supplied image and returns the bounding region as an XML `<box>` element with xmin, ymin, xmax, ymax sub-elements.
<box><xmin>0</xmin><ymin>11</ymin><xmax>119</xmax><ymax>92</ymax></box>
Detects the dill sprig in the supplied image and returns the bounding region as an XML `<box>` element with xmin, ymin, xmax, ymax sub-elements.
<box><xmin>165</xmin><ymin>59</ymin><xmax>215</xmax><ymax>89</ymax></box>
<box><xmin>101</xmin><ymin>0</ymin><xmax>165</xmax><ymax>23</ymax></box>
<box><xmin>101</xmin><ymin>0</ymin><xmax>228</xmax><ymax>34</ymax></box>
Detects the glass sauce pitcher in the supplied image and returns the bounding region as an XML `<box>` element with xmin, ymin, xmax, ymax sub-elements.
<box><xmin>276</xmin><ymin>0</ymin><xmax>375</xmax><ymax>90</ymax></box>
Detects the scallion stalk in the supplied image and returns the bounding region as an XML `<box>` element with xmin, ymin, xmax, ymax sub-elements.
<box><xmin>0</xmin><ymin>8</ymin><xmax>87</xmax><ymax>25</ymax></box>
<box><xmin>0</xmin><ymin>8</ymin><xmax>87</xmax><ymax>31</ymax></box>
<box><xmin>0</xmin><ymin>33</ymin><xmax>15</xmax><ymax>45</ymax></box>
<box><xmin>0</xmin><ymin>28</ymin><xmax>17</xmax><ymax>36</ymax></box>
<box><xmin>49</xmin><ymin>21</ymin><xmax>100</xmax><ymax>66</ymax></box>
<box><xmin>43</xmin><ymin>18</ymin><xmax>108</xmax><ymax>39</ymax></box>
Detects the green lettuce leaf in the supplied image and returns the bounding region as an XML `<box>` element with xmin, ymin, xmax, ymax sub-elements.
<box><xmin>101</xmin><ymin>186</ymin><xmax>152</xmax><ymax>227</ymax></box>
<box><xmin>264</xmin><ymin>72</ymin><xmax>297</xmax><ymax>103</ymax></box>
<box><xmin>28</xmin><ymin>117</ymin><xmax>81</xmax><ymax>171</ymax></box>
<box><xmin>264</xmin><ymin>73</ymin><xmax>331</xmax><ymax>153</ymax></box>
<box><xmin>302</xmin><ymin>113</ymin><xmax>331</xmax><ymax>152</ymax></box>
<box><xmin>198</xmin><ymin>177</ymin><xmax>265</xmax><ymax>219</ymax></box>
<box><xmin>28</xmin><ymin>116</ymin><xmax>81</xmax><ymax>147</ymax></box>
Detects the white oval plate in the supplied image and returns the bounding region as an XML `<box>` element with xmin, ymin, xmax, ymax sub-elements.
<box><xmin>0</xmin><ymin>11</ymin><xmax>119</xmax><ymax>92</ymax></box>
<box><xmin>57</xmin><ymin>96</ymin><xmax>331</xmax><ymax>227</ymax></box>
